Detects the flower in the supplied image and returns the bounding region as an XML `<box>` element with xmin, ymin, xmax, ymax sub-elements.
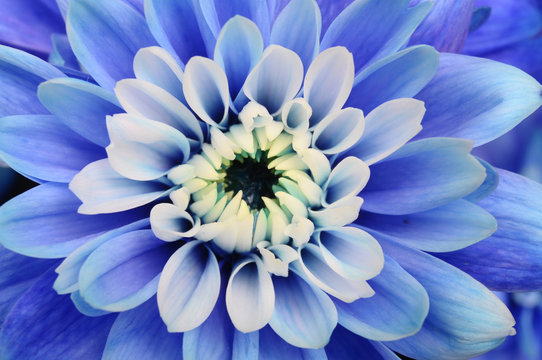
<box><xmin>1</xmin><ymin>0</ymin><xmax>542</xmax><ymax>359</ymax></box>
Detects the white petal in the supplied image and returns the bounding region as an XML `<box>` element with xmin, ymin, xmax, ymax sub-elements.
<box><xmin>323</xmin><ymin>156</ymin><xmax>370</xmax><ymax>206</ymax></box>
<box><xmin>150</xmin><ymin>203</ymin><xmax>200</xmax><ymax>242</ymax></box>
<box><xmin>312</xmin><ymin>107</ymin><xmax>365</xmax><ymax>154</ymax></box>
<box><xmin>309</xmin><ymin>196</ymin><xmax>363</xmax><ymax>227</ymax></box>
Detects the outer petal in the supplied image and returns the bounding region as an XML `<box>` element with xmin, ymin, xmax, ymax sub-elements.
<box><xmin>38</xmin><ymin>77</ymin><xmax>123</xmax><ymax>147</ymax></box>
<box><xmin>269</xmin><ymin>271</ymin><xmax>337</xmax><ymax>349</ymax></box>
<box><xmin>0</xmin><ymin>247</ymin><xmax>55</xmax><ymax>325</ymax></box>
<box><xmin>67</xmin><ymin>0</ymin><xmax>156</xmax><ymax>90</ymax></box>
<box><xmin>0</xmin><ymin>45</ymin><xmax>66</xmax><ymax>116</ymax></box>
<box><xmin>408</xmin><ymin>0</ymin><xmax>475</xmax><ymax>52</ymax></box>
<box><xmin>145</xmin><ymin>0</ymin><xmax>214</xmax><ymax>65</ymax></box>
<box><xmin>158</xmin><ymin>241</ymin><xmax>221</xmax><ymax>332</ymax></box>
<box><xmin>69</xmin><ymin>159</ymin><xmax>171</xmax><ymax>215</ymax></box>
<box><xmin>357</xmin><ymin>199</ymin><xmax>497</xmax><ymax>253</ymax></box>
<box><xmin>0</xmin><ymin>182</ymin><xmax>146</xmax><ymax>258</ymax></box>
<box><xmin>343</xmin><ymin>98</ymin><xmax>424</xmax><ymax>165</ymax></box>
<box><xmin>321</xmin><ymin>0</ymin><xmax>431</xmax><ymax>72</ymax></box>
<box><xmin>259</xmin><ymin>325</ymin><xmax>327</xmax><ymax>360</ymax></box>
<box><xmin>226</xmin><ymin>257</ymin><xmax>275</xmax><ymax>333</ymax></box>
<box><xmin>335</xmin><ymin>255</ymin><xmax>429</xmax><ymax>341</ymax></box>
<box><xmin>243</xmin><ymin>45</ymin><xmax>303</xmax><ymax>115</ymax></box>
<box><xmin>326</xmin><ymin>326</ymin><xmax>400</xmax><ymax>360</ymax></box>
<box><xmin>438</xmin><ymin>169</ymin><xmax>542</xmax><ymax>292</ymax></box>
<box><xmin>346</xmin><ymin>46</ymin><xmax>438</xmax><ymax>114</ymax></box>
<box><xmin>103</xmin><ymin>298</ymin><xmax>182</xmax><ymax>359</ymax></box>
<box><xmin>0</xmin><ymin>269</ymin><xmax>117</xmax><ymax>360</ymax></box>
<box><xmin>415</xmin><ymin>53</ymin><xmax>542</xmax><ymax>146</ymax></box>
<box><xmin>382</xmin><ymin>239</ymin><xmax>515</xmax><ymax>360</ymax></box>
<box><xmin>0</xmin><ymin>115</ymin><xmax>105</xmax><ymax>183</ymax></box>
<box><xmin>270</xmin><ymin>0</ymin><xmax>321</xmax><ymax>71</ymax></box>
<box><xmin>361</xmin><ymin>138</ymin><xmax>486</xmax><ymax>215</ymax></box>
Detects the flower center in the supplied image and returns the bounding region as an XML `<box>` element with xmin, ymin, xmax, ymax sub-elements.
<box><xmin>223</xmin><ymin>154</ymin><xmax>280</xmax><ymax>210</ymax></box>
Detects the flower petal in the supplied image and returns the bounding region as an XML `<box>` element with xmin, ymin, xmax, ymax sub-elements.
<box><xmin>321</xmin><ymin>0</ymin><xmax>431</xmax><ymax>72</ymax></box>
<box><xmin>145</xmin><ymin>0</ymin><xmax>214</xmax><ymax>65</ymax></box>
<box><xmin>269</xmin><ymin>271</ymin><xmax>337</xmax><ymax>349</ymax></box>
<box><xmin>243</xmin><ymin>45</ymin><xmax>303</xmax><ymax>116</ymax></box>
<box><xmin>69</xmin><ymin>159</ymin><xmax>171</xmax><ymax>215</ymax></box>
<box><xmin>226</xmin><ymin>257</ymin><xmax>274</xmax><ymax>333</ymax></box>
<box><xmin>326</xmin><ymin>326</ymin><xmax>401</xmax><ymax>360</ymax></box>
<box><xmin>70</xmin><ymin>290</ymin><xmax>111</xmax><ymax>317</ymax></box>
<box><xmin>346</xmin><ymin>46</ymin><xmax>438</xmax><ymax>114</ymax></box>
<box><xmin>304</xmin><ymin>46</ymin><xmax>355</xmax><ymax>127</ymax></box>
<box><xmin>214</xmin><ymin>16</ymin><xmax>263</xmax><ymax>103</ymax></box>
<box><xmin>408</xmin><ymin>0</ymin><xmax>475</xmax><ymax>52</ymax></box>
<box><xmin>323</xmin><ymin>156</ymin><xmax>369</xmax><ymax>206</ymax></box>
<box><xmin>114</xmin><ymin>80</ymin><xmax>203</xmax><ymax>147</ymax></box>
<box><xmin>314</xmin><ymin>226</ymin><xmax>384</xmax><ymax>281</ymax></box>
<box><xmin>270</xmin><ymin>0</ymin><xmax>321</xmax><ymax>71</ymax></box>
<box><xmin>358</xmin><ymin>199</ymin><xmax>497</xmax><ymax>253</ymax></box>
<box><xmin>150</xmin><ymin>203</ymin><xmax>200</xmax><ymax>242</ymax></box>
<box><xmin>183</xmin><ymin>56</ymin><xmax>230</xmax><ymax>128</ymax></box>
<box><xmin>415</xmin><ymin>53</ymin><xmax>542</xmax><ymax>146</ymax></box>
<box><xmin>438</xmin><ymin>169</ymin><xmax>542</xmax><ymax>292</ymax></box>
<box><xmin>335</xmin><ymin>255</ymin><xmax>429</xmax><ymax>341</ymax></box>
<box><xmin>133</xmin><ymin>46</ymin><xmax>187</xmax><ymax>105</ymax></box>
<box><xmin>67</xmin><ymin>0</ymin><xmax>156</xmax><ymax>90</ymax></box>
<box><xmin>158</xmin><ymin>241</ymin><xmax>221</xmax><ymax>332</ymax></box>
<box><xmin>362</xmin><ymin>138</ymin><xmax>486</xmax><ymax>215</ymax></box>
<box><xmin>344</xmin><ymin>98</ymin><xmax>424</xmax><ymax>165</ymax></box>
<box><xmin>79</xmin><ymin>229</ymin><xmax>175</xmax><ymax>311</ymax></box>
<box><xmin>311</xmin><ymin>108</ymin><xmax>364</xmax><ymax>155</ymax></box>
<box><xmin>383</xmin><ymin>239</ymin><xmax>515</xmax><ymax>360</ymax></box>
<box><xmin>0</xmin><ymin>45</ymin><xmax>66</xmax><ymax>116</ymax></box>
<box><xmin>38</xmin><ymin>77</ymin><xmax>122</xmax><ymax>147</ymax></box>
<box><xmin>103</xmin><ymin>298</ymin><xmax>182</xmax><ymax>359</ymax></box>
<box><xmin>106</xmin><ymin>114</ymin><xmax>190</xmax><ymax>181</ymax></box>
<box><xmin>0</xmin><ymin>269</ymin><xmax>117</xmax><ymax>360</ymax></box>
<box><xmin>259</xmin><ymin>325</ymin><xmax>327</xmax><ymax>360</ymax></box>
<box><xmin>0</xmin><ymin>115</ymin><xmax>105</xmax><ymax>183</ymax></box>
<box><xmin>0</xmin><ymin>182</ymin><xmax>146</xmax><ymax>258</ymax></box>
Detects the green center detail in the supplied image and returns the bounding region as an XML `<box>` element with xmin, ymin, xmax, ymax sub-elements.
<box><xmin>223</xmin><ymin>154</ymin><xmax>280</xmax><ymax>210</ymax></box>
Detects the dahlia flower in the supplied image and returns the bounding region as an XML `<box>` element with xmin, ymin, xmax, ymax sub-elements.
<box><xmin>1</xmin><ymin>1</ymin><xmax>542</xmax><ymax>359</ymax></box>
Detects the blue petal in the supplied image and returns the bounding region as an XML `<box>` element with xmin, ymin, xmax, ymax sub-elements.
<box><xmin>70</xmin><ymin>291</ymin><xmax>111</xmax><ymax>317</ymax></box>
<box><xmin>382</xmin><ymin>239</ymin><xmax>515</xmax><ymax>360</ymax></box>
<box><xmin>0</xmin><ymin>0</ymin><xmax>64</xmax><ymax>53</ymax></box>
<box><xmin>69</xmin><ymin>159</ymin><xmax>171</xmax><ymax>215</ymax></box>
<box><xmin>259</xmin><ymin>325</ymin><xmax>327</xmax><ymax>360</ymax></box>
<box><xmin>408</xmin><ymin>0</ymin><xmax>475</xmax><ymax>52</ymax></box>
<box><xmin>270</xmin><ymin>0</ymin><xmax>321</xmax><ymax>71</ymax></box>
<box><xmin>464</xmin><ymin>157</ymin><xmax>499</xmax><ymax>202</ymax></box>
<box><xmin>335</xmin><ymin>254</ymin><xmax>428</xmax><ymax>341</ymax></box>
<box><xmin>183</xmin><ymin>274</ymin><xmax>234</xmax><ymax>360</ymax></box>
<box><xmin>49</xmin><ymin>34</ymin><xmax>80</xmax><ymax>69</ymax></box>
<box><xmin>469</xmin><ymin>6</ymin><xmax>491</xmax><ymax>34</ymax></box>
<box><xmin>214</xmin><ymin>16</ymin><xmax>263</xmax><ymax>103</ymax></box>
<box><xmin>321</xmin><ymin>0</ymin><xmax>431</xmax><ymax>73</ymax></box>
<box><xmin>200</xmin><ymin>0</ymin><xmax>272</xmax><ymax>42</ymax></box>
<box><xmin>0</xmin><ymin>247</ymin><xmax>55</xmax><ymax>325</ymax></box>
<box><xmin>463</xmin><ymin>0</ymin><xmax>542</xmax><ymax>55</ymax></box>
<box><xmin>67</xmin><ymin>0</ymin><xmax>156</xmax><ymax>90</ymax></box>
<box><xmin>145</xmin><ymin>0</ymin><xmax>214</xmax><ymax>66</ymax></box>
<box><xmin>54</xmin><ymin>219</ymin><xmax>150</xmax><ymax>295</ymax></box>
<box><xmin>325</xmin><ymin>326</ymin><xmax>400</xmax><ymax>360</ymax></box>
<box><xmin>158</xmin><ymin>241</ymin><xmax>221</xmax><ymax>332</ymax></box>
<box><xmin>233</xmin><ymin>330</ymin><xmax>259</xmax><ymax>359</ymax></box>
<box><xmin>357</xmin><ymin>199</ymin><xmax>497</xmax><ymax>253</ymax></box>
<box><xmin>269</xmin><ymin>271</ymin><xmax>337</xmax><ymax>349</ymax></box>
<box><xmin>79</xmin><ymin>229</ymin><xmax>176</xmax><ymax>311</ymax></box>
<box><xmin>0</xmin><ymin>115</ymin><xmax>105</xmax><ymax>182</ymax></box>
<box><xmin>346</xmin><ymin>45</ymin><xmax>439</xmax><ymax>114</ymax></box>
<box><xmin>38</xmin><ymin>77</ymin><xmax>122</xmax><ymax>147</ymax></box>
<box><xmin>103</xmin><ymin>298</ymin><xmax>182</xmax><ymax>359</ymax></box>
<box><xmin>0</xmin><ymin>45</ymin><xmax>66</xmax><ymax>116</ymax></box>
<box><xmin>415</xmin><ymin>53</ymin><xmax>542</xmax><ymax>146</ymax></box>
<box><xmin>315</xmin><ymin>0</ymin><xmax>351</xmax><ymax>36</ymax></box>
<box><xmin>0</xmin><ymin>182</ymin><xmax>147</xmax><ymax>258</ymax></box>
<box><xmin>362</xmin><ymin>138</ymin><xmax>486</xmax><ymax>215</ymax></box>
<box><xmin>438</xmin><ymin>169</ymin><xmax>542</xmax><ymax>292</ymax></box>
<box><xmin>0</xmin><ymin>269</ymin><xmax>117</xmax><ymax>360</ymax></box>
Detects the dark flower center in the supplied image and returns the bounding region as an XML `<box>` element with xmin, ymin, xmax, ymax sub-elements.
<box><xmin>223</xmin><ymin>154</ymin><xmax>280</xmax><ymax>210</ymax></box>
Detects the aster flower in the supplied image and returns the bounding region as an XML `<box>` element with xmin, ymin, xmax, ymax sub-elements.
<box><xmin>1</xmin><ymin>0</ymin><xmax>542</xmax><ymax>359</ymax></box>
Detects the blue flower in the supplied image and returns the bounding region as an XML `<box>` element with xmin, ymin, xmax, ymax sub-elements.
<box><xmin>1</xmin><ymin>0</ymin><xmax>542</xmax><ymax>359</ymax></box>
